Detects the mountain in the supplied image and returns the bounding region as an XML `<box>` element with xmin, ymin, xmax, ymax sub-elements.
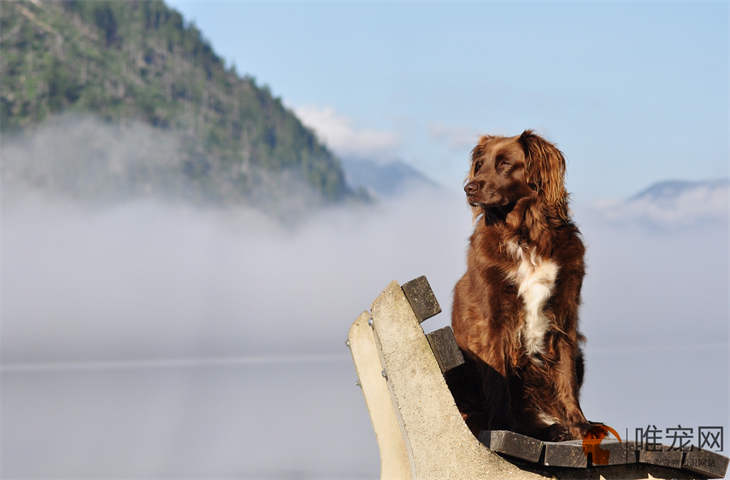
<box><xmin>593</xmin><ymin>178</ymin><xmax>729</xmax><ymax>229</ymax></box>
<box><xmin>0</xmin><ymin>0</ymin><xmax>352</xmax><ymax>205</ymax></box>
<box><xmin>339</xmin><ymin>156</ymin><xmax>438</xmax><ymax>198</ymax></box>
<box><xmin>629</xmin><ymin>178</ymin><xmax>729</xmax><ymax>203</ymax></box>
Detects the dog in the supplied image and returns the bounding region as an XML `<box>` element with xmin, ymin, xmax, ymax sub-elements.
<box><xmin>451</xmin><ymin>130</ymin><xmax>591</xmax><ymax>442</ymax></box>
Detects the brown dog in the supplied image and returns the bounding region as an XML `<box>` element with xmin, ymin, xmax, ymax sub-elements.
<box><xmin>451</xmin><ymin>131</ymin><xmax>590</xmax><ymax>441</ymax></box>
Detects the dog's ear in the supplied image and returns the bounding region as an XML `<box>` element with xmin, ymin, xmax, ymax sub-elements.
<box><xmin>518</xmin><ymin>130</ymin><xmax>569</xmax><ymax>220</ymax></box>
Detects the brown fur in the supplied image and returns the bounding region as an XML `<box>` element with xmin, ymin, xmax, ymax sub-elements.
<box><xmin>451</xmin><ymin>131</ymin><xmax>590</xmax><ymax>441</ymax></box>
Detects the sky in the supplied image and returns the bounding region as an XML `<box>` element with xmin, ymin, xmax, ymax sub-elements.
<box><xmin>167</xmin><ymin>1</ymin><xmax>728</xmax><ymax>202</ymax></box>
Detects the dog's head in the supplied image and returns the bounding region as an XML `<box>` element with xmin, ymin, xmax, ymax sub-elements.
<box><xmin>465</xmin><ymin>130</ymin><xmax>568</xmax><ymax>222</ymax></box>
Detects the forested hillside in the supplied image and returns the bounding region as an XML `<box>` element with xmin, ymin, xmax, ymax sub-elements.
<box><xmin>0</xmin><ymin>0</ymin><xmax>353</xmax><ymax>203</ymax></box>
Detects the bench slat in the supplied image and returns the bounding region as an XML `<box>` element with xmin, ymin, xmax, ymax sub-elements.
<box><xmin>425</xmin><ymin>326</ymin><xmax>465</xmax><ymax>373</ymax></box>
<box><xmin>401</xmin><ymin>276</ymin><xmax>441</xmax><ymax>322</ymax></box>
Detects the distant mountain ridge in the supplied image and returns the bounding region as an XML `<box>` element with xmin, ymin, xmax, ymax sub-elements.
<box><xmin>340</xmin><ymin>156</ymin><xmax>438</xmax><ymax>198</ymax></box>
<box><xmin>594</xmin><ymin>178</ymin><xmax>728</xmax><ymax>229</ymax></box>
<box><xmin>629</xmin><ymin>178</ymin><xmax>729</xmax><ymax>202</ymax></box>
<box><xmin>0</xmin><ymin>0</ymin><xmax>353</xmax><ymax>205</ymax></box>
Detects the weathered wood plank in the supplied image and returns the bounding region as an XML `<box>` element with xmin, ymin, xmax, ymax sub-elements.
<box><xmin>543</xmin><ymin>441</ymin><xmax>587</xmax><ymax>468</ymax></box>
<box><xmin>401</xmin><ymin>275</ymin><xmax>441</xmax><ymax>322</ymax></box>
<box><xmin>478</xmin><ymin>430</ymin><xmax>544</xmax><ymax>463</ymax></box>
<box><xmin>426</xmin><ymin>326</ymin><xmax>465</xmax><ymax>373</ymax></box>
<box><xmin>683</xmin><ymin>448</ymin><xmax>730</xmax><ymax>478</ymax></box>
<box><xmin>638</xmin><ymin>445</ymin><xmax>684</xmax><ymax>470</ymax></box>
<box><xmin>589</xmin><ymin>440</ymin><xmax>638</xmax><ymax>466</ymax></box>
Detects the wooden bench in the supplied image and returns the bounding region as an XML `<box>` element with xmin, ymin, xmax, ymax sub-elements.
<box><xmin>347</xmin><ymin>276</ymin><xmax>729</xmax><ymax>479</ymax></box>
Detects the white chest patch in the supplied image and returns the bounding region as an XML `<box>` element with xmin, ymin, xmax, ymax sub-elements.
<box><xmin>505</xmin><ymin>241</ymin><xmax>559</xmax><ymax>359</ymax></box>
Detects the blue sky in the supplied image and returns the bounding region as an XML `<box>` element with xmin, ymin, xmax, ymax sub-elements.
<box><xmin>167</xmin><ymin>1</ymin><xmax>728</xmax><ymax>202</ymax></box>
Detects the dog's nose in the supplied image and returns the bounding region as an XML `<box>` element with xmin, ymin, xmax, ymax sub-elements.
<box><xmin>464</xmin><ymin>181</ymin><xmax>480</xmax><ymax>195</ymax></box>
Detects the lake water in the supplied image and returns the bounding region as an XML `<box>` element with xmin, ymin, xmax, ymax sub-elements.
<box><xmin>3</xmin><ymin>343</ymin><xmax>727</xmax><ymax>478</ymax></box>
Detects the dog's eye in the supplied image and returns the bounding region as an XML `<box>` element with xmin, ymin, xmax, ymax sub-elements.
<box><xmin>474</xmin><ymin>160</ymin><xmax>483</xmax><ymax>173</ymax></box>
<box><xmin>495</xmin><ymin>155</ymin><xmax>510</xmax><ymax>170</ymax></box>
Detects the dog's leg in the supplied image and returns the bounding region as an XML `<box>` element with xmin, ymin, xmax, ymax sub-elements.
<box><xmin>445</xmin><ymin>354</ymin><xmax>488</xmax><ymax>434</ymax></box>
<box><xmin>512</xmin><ymin>344</ymin><xmax>586</xmax><ymax>441</ymax></box>
<box><xmin>552</xmin><ymin>339</ymin><xmax>589</xmax><ymax>437</ymax></box>
<box><xmin>467</xmin><ymin>341</ymin><xmax>517</xmax><ymax>432</ymax></box>
<box><xmin>547</xmin><ymin>242</ymin><xmax>590</xmax><ymax>437</ymax></box>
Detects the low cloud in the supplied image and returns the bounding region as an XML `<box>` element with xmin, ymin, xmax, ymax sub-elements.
<box><xmin>2</xmin><ymin>186</ymin><xmax>727</xmax><ymax>363</ymax></box>
<box><xmin>294</xmin><ymin>105</ymin><xmax>400</xmax><ymax>159</ymax></box>
<box><xmin>1</xmin><ymin>115</ymin><xmax>331</xmax><ymax>218</ymax></box>
<box><xmin>0</xmin><ymin>187</ymin><xmax>470</xmax><ymax>363</ymax></box>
